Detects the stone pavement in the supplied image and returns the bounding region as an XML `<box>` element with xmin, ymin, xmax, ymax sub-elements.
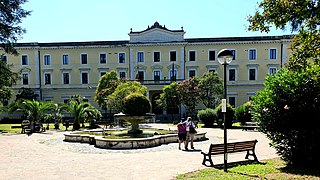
<box><xmin>0</xmin><ymin>124</ymin><xmax>278</xmax><ymax>180</ymax></box>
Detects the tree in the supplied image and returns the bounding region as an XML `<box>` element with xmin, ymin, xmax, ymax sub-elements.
<box><xmin>251</xmin><ymin>66</ymin><xmax>320</xmax><ymax>167</ymax></box>
<box><xmin>0</xmin><ymin>62</ymin><xmax>19</xmax><ymax>105</ymax></box>
<box><xmin>198</xmin><ymin>71</ymin><xmax>223</xmax><ymax>109</ymax></box>
<box><xmin>15</xmin><ymin>87</ymin><xmax>38</xmax><ymax>101</ymax></box>
<box><xmin>107</xmin><ymin>81</ymin><xmax>147</xmax><ymax>113</ymax></box>
<box><xmin>66</xmin><ymin>96</ymin><xmax>101</xmax><ymax>130</ymax></box>
<box><xmin>0</xmin><ymin>0</ymin><xmax>31</xmax><ymax>55</ymax></box>
<box><xmin>157</xmin><ymin>82</ymin><xmax>181</xmax><ymax>122</ymax></box>
<box><xmin>247</xmin><ymin>0</ymin><xmax>319</xmax><ymax>70</ymax></box>
<box><xmin>177</xmin><ymin>78</ymin><xmax>200</xmax><ymax>118</ymax></box>
<box><xmin>94</xmin><ymin>71</ymin><xmax>122</xmax><ymax>109</ymax></box>
<box><xmin>7</xmin><ymin>99</ymin><xmax>55</xmax><ymax>123</ymax></box>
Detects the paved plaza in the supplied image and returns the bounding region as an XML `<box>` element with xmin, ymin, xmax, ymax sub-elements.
<box><xmin>0</xmin><ymin>124</ymin><xmax>278</xmax><ymax>180</ymax></box>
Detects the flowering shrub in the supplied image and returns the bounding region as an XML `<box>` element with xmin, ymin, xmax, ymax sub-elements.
<box><xmin>251</xmin><ymin>66</ymin><xmax>320</xmax><ymax>167</ymax></box>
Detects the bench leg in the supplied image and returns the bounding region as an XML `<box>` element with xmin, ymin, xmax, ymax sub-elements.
<box><xmin>202</xmin><ymin>154</ymin><xmax>214</xmax><ymax>166</ymax></box>
<box><xmin>245</xmin><ymin>150</ymin><xmax>258</xmax><ymax>161</ymax></box>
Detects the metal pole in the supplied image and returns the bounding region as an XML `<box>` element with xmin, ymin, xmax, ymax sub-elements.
<box><xmin>223</xmin><ymin>63</ymin><xmax>228</xmax><ymax>172</ymax></box>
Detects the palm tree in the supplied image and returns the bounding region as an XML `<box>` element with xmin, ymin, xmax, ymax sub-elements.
<box><xmin>7</xmin><ymin>99</ymin><xmax>56</xmax><ymax>125</ymax></box>
<box><xmin>66</xmin><ymin>99</ymin><xmax>101</xmax><ymax>130</ymax></box>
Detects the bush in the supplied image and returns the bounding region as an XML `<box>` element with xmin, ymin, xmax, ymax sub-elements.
<box><xmin>234</xmin><ymin>102</ymin><xmax>252</xmax><ymax>125</ymax></box>
<box><xmin>215</xmin><ymin>103</ymin><xmax>234</xmax><ymax>128</ymax></box>
<box><xmin>197</xmin><ymin>108</ymin><xmax>217</xmax><ymax>127</ymax></box>
<box><xmin>123</xmin><ymin>93</ymin><xmax>151</xmax><ymax>115</ymax></box>
<box><xmin>251</xmin><ymin>67</ymin><xmax>320</xmax><ymax>167</ymax></box>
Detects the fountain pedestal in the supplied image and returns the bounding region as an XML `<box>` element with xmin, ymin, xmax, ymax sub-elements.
<box><xmin>114</xmin><ymin>113</ymin><xmax>155</xmax><ymax>134</ymax></box>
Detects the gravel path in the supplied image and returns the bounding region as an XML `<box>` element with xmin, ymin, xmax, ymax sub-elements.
<box><xmin>0</xmin><ymin>124</ymin><xmax>278</xmax><ymax>180</ymax></box>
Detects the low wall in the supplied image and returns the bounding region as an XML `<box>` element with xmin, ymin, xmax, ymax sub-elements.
<box><xmin>64</xmin><ymin>132</ymin><xmax>207</xmax><ymax>149</ymax></box>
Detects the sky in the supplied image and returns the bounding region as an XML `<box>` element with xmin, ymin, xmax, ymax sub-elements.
<box><xmin>17</xmin><ymin>0</ymin><xmax>292</xmax><ymax>43</ymax></box>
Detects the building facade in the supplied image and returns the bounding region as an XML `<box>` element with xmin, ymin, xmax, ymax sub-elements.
<box><xmin>1</xmin><ymin>22</ymin><xmax>292</xmax><ymax>118</ymax></box>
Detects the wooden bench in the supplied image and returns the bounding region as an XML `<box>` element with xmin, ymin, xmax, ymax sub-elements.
<box><xmin>241</xmin><ymin>122</ymin><xmax>259</xmax><ymax>131</ymax></box>
<box><xmin>21</xmin><ymin>120</ymin><xmax>31</xmax><ymax>134</ymax></box>
<box><xmin>201</xmin><ymin>140</ymin><xmax>258</xmax><ymax>166</ymax></box>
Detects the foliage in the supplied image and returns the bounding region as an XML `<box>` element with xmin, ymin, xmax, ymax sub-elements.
<box><xmin>247</xmin><ymin>0</ymin><xmax>320</xmax><ymax>70</ymax></box>
<box><xmin>108</xmin><ymin>81</ymin><xmax>147</xmax><ymax>112</ymax></box>
<box><xmin>215</xmin><ymin>103</ymin><xmax>235</xmax><ymax>128</ymax></box>
<box><xmin>251</xmin><ymin>66</ymin><xmax>320</xmax><ymax>167</ymax></box>
<box><xmin>7</xmin><ymin>99</ymin><xmax>56</xmax><ymax>123</ymax></box>
<box><xmin>234</xmin><ymin>102</ymin><xmax>252</xmax><ymax>125</ymax></box>
<box><xmin>0</xmin><ymin>0</ymin><xmax>31</xmax><ymax>55</ymax></box>
<box><xmin>123</xmin><ymin>93</ymin><xmax>151</xmax><ymax>115</ymax></box>
<box><xmin>197</xmin><ymin>108</ymin><xmax>217</xmax><ymax>128</ymax></box>
<box><xmin>94</xmin><ymin>71</ymin><xmax>122</xmax><ymax>109</ymax></box>
<box><xmin>15</xmin><ymin>87</ymin><xmax>38</xmax><ymax>101</ymax></box>
<box><xmin>157</xmin><ymin>82</ymin><xmax>180</xmax><ymax>113</ymax></box>
<box><xmin>177</xmin><ymin>78</ymin><xmax>200</xmax><ymax>117</ymax></box>
<box><xmin>198</xmin><ymin>71</ymin><xmax>223</xmax><ymax>109</ymax></box>
<box><xmin>177</xmin><ymin>158</ymin><xmax>320</xmax><ymax>180</ymax></box>
<box><xmin>0</xmin><ymin>62</ymin><xmax>19</xmax><ymax>104</ymax></box>
<box><xmin>66</xmin><ymin>95</ymin><xmax>101</xmax><ymax>130</ymax></box>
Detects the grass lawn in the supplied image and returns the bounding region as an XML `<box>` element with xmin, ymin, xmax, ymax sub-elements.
<box><xmin>0</xmin><ymin>123</ymin><xmax>90</xmax><ymax>133</ymax></box>
<box><xmin>177</xmin><ymin>158</ymin><xmax>320</xmax><ymax>179</ymax></box>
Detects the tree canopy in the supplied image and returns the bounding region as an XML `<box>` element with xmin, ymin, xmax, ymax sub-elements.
<box><xmin>0</xmin><ymin>0</ymin><xmax>31</xmax><ymax>55</ymax></box>
<box><xmin>247</xmin><ymin>0</ymin><xmax>319</xmax><ymax>70</ymax></box>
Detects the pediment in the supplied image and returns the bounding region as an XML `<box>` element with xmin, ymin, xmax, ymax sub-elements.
<box><xmin>129</xmin><ymin>22</ymin><xmax>185</xmax><ymax>43</ymax></box>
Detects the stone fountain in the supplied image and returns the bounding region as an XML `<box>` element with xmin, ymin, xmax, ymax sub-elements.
<box><xmin>114</xmin><ymin>112</ymin><xmax>155</xmax><ymax>134</ymax></box>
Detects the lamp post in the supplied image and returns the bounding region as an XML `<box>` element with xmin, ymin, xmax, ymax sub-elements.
<box><xmin>217</xmin><ymin>49</ymin><xmax>233</xmax><ymax>172</ymax></box>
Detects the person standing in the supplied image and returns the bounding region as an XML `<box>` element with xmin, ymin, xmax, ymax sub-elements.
<box><xmin>184</xmin><ymin>117</ymin><xmax>197</xmax><ymax>150</ymax></box>
<box><xmin>177</xmin><ymin>119</ymin><xmax>187</xmax><ymax>150</ymax></box>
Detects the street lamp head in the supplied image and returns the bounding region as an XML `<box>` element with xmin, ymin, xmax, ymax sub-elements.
<box><xmin>217</xmin><ymin>49</ymin><xmax>233</xmax><ymax>65</ymax></box>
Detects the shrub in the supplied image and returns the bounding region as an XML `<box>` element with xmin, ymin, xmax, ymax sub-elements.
<box><xmin>215</xmin><ymin>103</ymin><xmax>235</xmax><ymax>128</ymax></box>
<box><xmin>251</xmin><ymin>67</ymin><xmax>320</xmax><ymax>167</ymax></box>
<box><xmin>197</xmin><ymin>108</ymin><xmax>217</xmax><ymax>127</ymax></box>
<box><xmin>123</xmin><ymin>93</ymin><xmax>151</xmax><ymax>115</ymax></box>
<box><xmin>234</xmin><ymin>102</ymin><xmax>252</xmax><ymax>125</ymax></box>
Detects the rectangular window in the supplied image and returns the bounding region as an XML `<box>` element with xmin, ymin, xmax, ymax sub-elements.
<box><xmin>81</xmin><ymin>54</ymin><xmax>88</xmax><ymax>64</ymax></box>
<box><xmin>1</xmin><ymin>55</ymin><xmax>7</xmax><ymax>64</ymax></box>
<box><xmin>81</xmin><ymin>72</ymin><xmax>88</xmax><ymax>84</ymax></box>
<box><xmin>170</xmin><ymin>70</ymin><xmax>177</xmax><ymax>80</ymax></box>
<box><xmin>228</xmin><ymin>97</ymin><xmax>236</xmax><ymax>108</ymax></box>
<box><xmin>189</xmin><ymin>51</ymin><xmax>196</xmax><ymax>61</ymax></box>
<box><xmin>269</xmin><ymin>49</ymin><xmax>277</xmax><ymax>59</ymax></box>
<box><xmin>229</xmin><ymin>69</ymin><xmax>236</xmax><ymax>81</ymax></box>
<box><xmin>189</xmin><ymin>70</ymin><xmax>196</xmax><ymax>78</ymax></box>
<box><xmin>44</xmin><ymin>55</ymin><xmax>51</xmax><ymax>65</ymax></box>
<box><xmin>269</xmin><ymin>67</ymin><xmax>277</xmax><ymax>74</ymax></box>
<box><xmin>118</xmin><ymin>53</ymin><xmax>125</xmax><ymax>63</ymax></box>
<box><xmin>22</xmin><ymin>55</ymin><xmax>28</xmax><ymax>65</ymax></box>
<box><xmin>22</xmin><ymin>73</ymin><xmax>29</xmax><ymax>85</ymax></box>
<box><xmin>137</xmin><ymin>52</ymin><xmax>144</xmax><ymax>62</ymax></box>
<box><xmin>249</xmin><ymin>49</ymin><xmax>256</xmax><ymax>60</ymax></box>
<box><xmin>209</xmin><ymin>69</ymin><xmax>216</xmax><ymax>73</ymax></box>
<box><xmin>154</xmin><ymin>52</ymin><xmax>160</xmax><ymax>62</ymax></box>
<box><xmin>119</xmin><ymin>71</ymin><xmax>126</xmax><ymax>79</ymax></box>
<box><xmin>99</xmin><ymin>53</ymin><xmax>107</xmax><ymax>64</ymax></box>
<box><xmin>137</xmin><ymin>71</ymin><xmax>144</xmax><ymax>80</ymax></box>
<box><xmin>230</xmin><ymin>50</ymin><xmax>236</xmax><ymax>60</ymax></box>
<box><xmin>100</xmin><ymin>72</ymin><xmax>106</xmax><ymax>77</ymax></box>
<box><xmin>170</xmin><ymin>51</ymin><xmax>176</xmax><ymax>61</ymax></box>
<box><xmin>44</xmin><ymin>73</ymin><xmax>51</xmax><ymax>85</ymax></box>
<box><xmin>249</xmin><ymin>68</ymin><xmax>256</xmax><ymax>80</ymax></box>
<box><xmin>209</xmin><ymin>50</ymin><xmax>215</xmax><ymax>61</ymax></box>
<box><xmin>154</xmin><ymin>71</ymin><xmax>161</xmax><ymax>81</ymax></box>
<box><xmin>62</xmin><ymin>72</ymin><xmax>70</xmax><ymax>84</ymax></box>
<box><xmin>62</xmin><ymin>54</ymin><xmax>69</xmax><ymax>65</ymax></box>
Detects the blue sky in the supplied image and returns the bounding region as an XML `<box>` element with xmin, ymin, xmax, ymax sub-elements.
<box><xmin>18</xmin><ymin>0</ymin><xmax>292</xmax><ymax>43</ymax></box>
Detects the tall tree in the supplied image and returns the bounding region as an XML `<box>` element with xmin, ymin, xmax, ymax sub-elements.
<box><xmin>0</xmin><ymin>0</ymin><xmax>31</xmax><ymax>105</ymax></box>
<box><xmin>198</xmin><ymin>71</ymin><xmax>223</xmax><ymax>109</ymax></box>
<box><xmin>177</xmin><ymin>78</ymin><xmax>200</xmax><ymax>118</ymax></box>
<box><xmin>0</xmin><ymin>0</ymin><xmax>31</xmax><ymax>55</ymax></box>
<box><xmin>157</xmin><ymin>82</ymin><xmax>180</xmax><ymax>121</ymax></box>
<box><xmin>247</xmin><ymin>0</ymin><xmax>319</xmax><ymax>70</ymax></box>
<box><xmin>95</xmin><ymin>71</ymin><xmax>122</xmax><ymax>109</ymax></box>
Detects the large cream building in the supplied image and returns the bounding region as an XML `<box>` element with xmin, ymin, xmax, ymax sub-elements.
<box><xmin>2</xmin><ymin>22</ymin><xmax>292</xmax><ymax>119</ymax></box>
